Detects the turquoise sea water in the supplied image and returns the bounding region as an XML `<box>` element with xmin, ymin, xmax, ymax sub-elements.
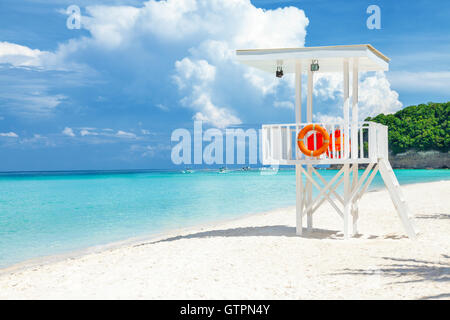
<box><xmin>0</xmin><ymin>168</ymin><xmax>449</xmax><ymax>268</ymax></box>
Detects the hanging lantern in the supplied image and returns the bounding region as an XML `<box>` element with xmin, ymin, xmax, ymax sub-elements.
<box><xmin>311</xmin><ymin>59</ymin><xmax>319</xmax><ymax>72</ymax></box>
<box><xmin>276</xmin><ymin>66</ymin><xmax>284</xmax><ymax>78</ymax></box>
<box><xmin>275</xmin><ymin>60</ymin><xmax>284</xmax><ymax>78</ymax></box>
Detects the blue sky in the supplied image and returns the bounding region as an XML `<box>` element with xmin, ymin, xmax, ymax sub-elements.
<box><xmin>0</xmin><ymin>0</ymin><xmax>449</xmax><ymax>171</ymax></box>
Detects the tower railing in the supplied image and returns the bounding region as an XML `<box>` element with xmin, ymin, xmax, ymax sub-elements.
<box><xmin>261</xmin><ymin>121</ymin><xmax>388</xmax><ymax>165</ymax></box>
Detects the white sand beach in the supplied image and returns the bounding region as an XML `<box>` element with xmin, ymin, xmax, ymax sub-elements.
<box><xmin>0</xmin><ymin>180</ymin><xmax>449</xmax><ymax>300</ymax></box>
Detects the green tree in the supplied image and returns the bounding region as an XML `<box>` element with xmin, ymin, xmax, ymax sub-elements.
<box><xmin>365</xmin><ymin>102</ymin><xmax>450</xmax><ymax>154</ymax></box>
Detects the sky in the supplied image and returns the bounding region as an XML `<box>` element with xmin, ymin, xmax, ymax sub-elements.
<box><xmin>0</xmin><ymin>0</ymin><xmax>449</xmax><ymax>171</ymax></box>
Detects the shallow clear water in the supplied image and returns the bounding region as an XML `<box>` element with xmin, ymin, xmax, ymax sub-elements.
<box><xmin>0</xmin><ymin>168</ymin><xmax>449</xmax><ymax>268</ymax></box>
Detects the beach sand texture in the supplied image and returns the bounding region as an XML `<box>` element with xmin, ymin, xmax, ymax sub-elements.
<box><xmin>0</xmin><ymin>181</ymin><xmax>449</xmax><ymax>299</ymax></box>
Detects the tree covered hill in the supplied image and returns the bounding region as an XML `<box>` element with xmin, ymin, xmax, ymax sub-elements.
<box><xmin>365</xmin><ymin>102</ymin><xmax>450</xmax><ymax>154</ymax></box>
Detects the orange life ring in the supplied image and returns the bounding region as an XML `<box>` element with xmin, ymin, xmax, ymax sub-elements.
<box><xmin>297</xmin><ymin>124</ymin><xmax>330</xmax><ymax>157</ymax></box>
<box><xmin>325</xmin><ymin>130</ymin><xmax>350</xmax><ymax>158</ymax></box>
<box><xmin>326</xmin><ymin>130</ymin><xmax>344</xmax><ymax>158</ymax></box>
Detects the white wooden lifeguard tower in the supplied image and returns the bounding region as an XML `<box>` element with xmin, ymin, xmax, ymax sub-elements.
<box><xmin>236</xmin><ymin>44</ymin><xmax>417</xmax><ymax>239</ymax></box>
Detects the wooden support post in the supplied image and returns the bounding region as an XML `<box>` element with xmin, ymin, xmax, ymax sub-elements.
<box><xmin>296</xmin><ymin>165</ymin><xmax>303</xmax><ymax>235</ymax></box>
<box><xmin>351</xmin><ymin>58</ymin><xmax>359</xmax><ymax>235</ymax></box>
<box><xmin>343</xmin><ymin>59</ymin><xmax>350</xmax><ymax>159</ymax></box>
<box><xmin>306</xmin><ymin>65</ymin><xmax>314</xmax><ymax>232</ymax></box>
<box><xmin>343</xmin><ymin>163</ymin><xmax>351</xmax><ymax>239</ymax></box>
<box><xmin>342</xmin><ymin>58</ymin><xmax>351</xmax><ymax>239</ymax></box>
<box><xmin>295</xmin><ymin>61</ymin><xmax>303</xmax><ymax>235</ymax></box>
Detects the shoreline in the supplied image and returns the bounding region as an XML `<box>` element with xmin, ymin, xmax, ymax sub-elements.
<box><xmin>0</xmin><ymin>179</ymin><xmax>447</xmax><ymax>275</ymax></box>
<box><xmin>0</xmin><ymin>204</ymin><xmax>295</xmax><ymax>275</ymax></box>
<box><xmin>1</xmin><ymin>180</ymin><xmax>449</xmax><ymax>299</ymax></box>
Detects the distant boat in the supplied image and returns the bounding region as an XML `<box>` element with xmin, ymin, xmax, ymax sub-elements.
<box><xmin>219</xmin><ymin>167</ymin><xmax>229</xmax><ymax>173</ymax></box>
<box><xmin>241</xmin><ymin>166</ymin><xmax>250</xmax><ymax>171</ymax></box>
<box><xmin>259</xmin><ymin>167</ymin><xmax>276</xmax><ymax>172</ymax></box>
<box><xmin>181</xmin><ymin>168</ymin><xmax>194</xmax><ymax>174</ymax></box>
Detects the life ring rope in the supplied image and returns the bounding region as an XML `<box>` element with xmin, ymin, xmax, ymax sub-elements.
<box><xmin>297</xmin><ymin>124</ymin><xmax>330</xmax><ymax>157</ymax></box>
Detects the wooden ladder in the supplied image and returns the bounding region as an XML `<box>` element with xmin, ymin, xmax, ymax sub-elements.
<box><xmin>378</xmin><ymin>158</ymin><xmax>417</xmax><ymax>239</ymax></box>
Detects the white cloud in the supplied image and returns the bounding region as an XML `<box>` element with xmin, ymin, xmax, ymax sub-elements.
<box><xmin>191</xmin><ymin>93</ymin><xmax>241</xmax><ymax>128</ymax></box>
<box><xmin>311</xmin><ymin>72</ymin><xmax>402</xmax><ymax>122</ymax></box>
<box><xmin>315</xmin><ymin>113</ymin><xmax>344</xmax><ymax>124</ymax></box>
<box><xmin>19</xmin><ymin>134</ymin><xmax>55</xmax><ymax>147</ymax></box>
<box><xmin>0</xmin><ymin>41</ymin><xmax>83</xmax><ymax>72</ymax></box>
<box><xmin>0</xmin><ymin>42</ymin><xmax>47</xmax><ymax>67</ymax></box>
<box><xmin>116</xmin><ymin>130</ymin><xmax>137</xmax><ymax>138</ymax></box>
<box><xmin>80</xmin><ymin>129</ymin><xmax>98</xmax><ymax>136</ymax></box>
<box><xmin>313</xmin><ymin>73</ymin><xmax>343</xmax><ymax>100</ymax></box>
<box><xmin>388</xmin><ymin>71</ymin><xmax>450</xmax><ymax>94</ymax></box>
<box><xmin>78</xmin><ymin>127</ymin><xmax>139</xmax><ymax>139</ymax></box>
<box><xmin>1</xmin><ymin>1</ymin><xmax>309</xmax><ymax>126</ymax></box>
<box><xmin>174</xmin><ymin>58</ymin><xmax>216</xmax><ymax>89</ymax></box>
<box><xmin>359</xmin><ymin>72</ymin><xmax>403</xmax><ymax>118</ymax></box>
<box><xmin>164</xmin><ymin>0</ymin><xmax>309</xmax><ymax>127</ymax></box>
<box><xmin>174</xmin><ymin>57</ymin><xmax>240</xmax><ymax>128</ymax></box>
<box><xmin>82</xmin><ymin>5</ymin><xmax>141</xmax><ymax>49</ymax></box>
<box><xmin>244</xmin><ymin>71</ymin><xmax>279</xmax><ymax>96</ymax></box>
<box><xmin>0</xmin><ymin>90</ymin><xmax>67</xmax><ymax>115</ymax></box>
<box><xmin>274</xmin><ymin>100</ymin><xmax>294</xmax><ymax>109</ymax></box>
<box><xmin>0</xmin><ymin>132</ymin><xmax>19</xmax><ymax>138</ymax></box>
<box><xmin>72</xmin><ymin>0</ymin><xmax>309</xmax><ymax>127</ymax></box>
<box><xmin>62</xmin><ymin>127</ymin><xmax>75</xmax><ymax>137</ymax></box>
<box><xmin>1</xmin><ymin>1</ymin><xmax>406</xmax><ymax>127</ymax></box>
<box><xmin>155</xmin><ymin>104</ymin><xmax>169</xmax><ymax>112</ymax></box>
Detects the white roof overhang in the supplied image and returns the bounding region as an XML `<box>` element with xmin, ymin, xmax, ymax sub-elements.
<box><xmin>236</xmin><ymin>44</ymin><xmax>389</xmax><ymax>73</ymax></box>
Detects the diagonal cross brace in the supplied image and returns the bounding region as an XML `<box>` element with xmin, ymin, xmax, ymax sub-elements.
<box><xmin>311</xmin><ymin>174</ymin><xmax>345</xmax><ymax>217</ymax></box>
<box><xmin>300</xmin><ymin>166</ymin><xmax>345</xmax><ymax>217</ymax></box>
<box><xmin>311</xmin><ymin>166</ymin><xmax>344</xmax><ymax>204</ymax></box>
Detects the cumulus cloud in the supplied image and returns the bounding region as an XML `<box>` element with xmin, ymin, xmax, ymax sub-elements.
<box><xmin>174</xmin><ymin>57</ymin><xmax>240</xmax><ymax>128</ymax></box>
<box><xmin>359</xmin><ymin>72</ymin><xmax>403</xmax><ymax>117</ymax></box>
<box><xmin>69</xmin><ymin>0</ymin><xmax>309</xmax><ymax>127</ymax></box>
<box><xmin>80</xmin><ymin>128</ymin><xmax>98</xmax><ymax>136</ymax></box>
<box><xmin>313</xmin><ymin>73</ymin><xmax>343</xmax><ymax>100</ymax></box>
<box><xmin>77</xmin><ymin>127</ymin><xmax>138</xmax><ymax>139</ymax></box>
<box><xmin>1</xmin><ymin>0</ymin><xmax>404</xmax><ymax>128</ymax></box>
<box><xmin>0</xmin><ymin>42</ymin><xmax>47</xmax><ymax>68</ymax></box>
<box><xmin>173</xmin><ymin>58</ymin><xmax>216</xmax><ymax>89</ymax></box>
<box><xmin>313</xmin><ymin>72</ymin><xmax>402</xmax><ymax>122</ymax></box>
<box><xmin>62</xmin><ymin>127</ymin><xmax>76</xmax><ymax>137</ymax></box>
<box><xmin>0</xmin><ymin>41</ymin><xmax>85</xmax><ymax>72</ymax></box>
<box><xmin>315</xmin><ymin>113</ymin><xmax>344</xmax><ymax>124</ymax></box>
<box><xmin>116</xmin><ymin>130</ymin><xmax>137</xmax><ymax>138</ymax></box>
<box><xmin>0</xmin><ymin>132</ymin><xmax>19</xmax><ymax>138</ymax></box>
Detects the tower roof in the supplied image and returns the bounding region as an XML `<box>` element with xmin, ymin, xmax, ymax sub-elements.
<box><xmin>236</xmin><ymin>44</ymin><xmax>389</xmax><ymax>73</ymax></box>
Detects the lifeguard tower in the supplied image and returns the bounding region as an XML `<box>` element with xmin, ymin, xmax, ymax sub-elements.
<box><xmin>236</xmin><ymin>45</ymin><xmax>416</xmax><ymax>239</ymax></box>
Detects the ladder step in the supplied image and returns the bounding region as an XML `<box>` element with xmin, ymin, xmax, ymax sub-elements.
<box><xmin>379</xmin><ymin>159</ymin><xmax>417</xmax><ymax>239</ymax></box>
